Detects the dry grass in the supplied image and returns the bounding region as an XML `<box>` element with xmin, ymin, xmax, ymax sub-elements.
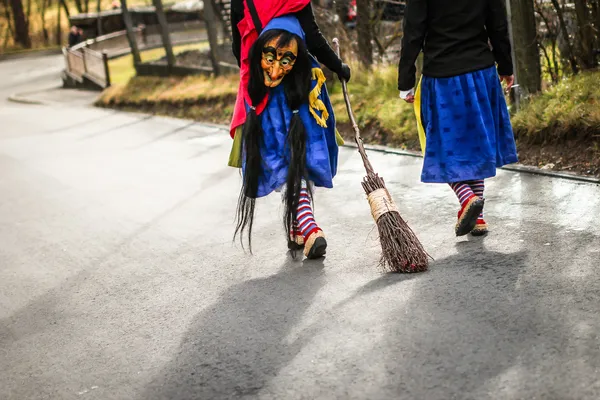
<box><xmin>97</xmin><ymin>74</ymin><xmax>240</xmax><ymax>124</ymax></box>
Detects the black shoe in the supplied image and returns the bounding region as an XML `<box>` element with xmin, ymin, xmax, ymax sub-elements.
<box><xmin>304</xmin><ymin>232</ymin><xmax>327</xmax><ymax>259</ymax></box>
<box><xmin>455</xmin><ymin>197</ymin><xmax>485</xmax><ymax>237</ymax></box>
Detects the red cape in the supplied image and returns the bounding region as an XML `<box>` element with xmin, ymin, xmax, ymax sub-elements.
<box><xmin>229</xmin><ymin>0</ymin><xmax>311</xmax><ymax>138</ymax></box>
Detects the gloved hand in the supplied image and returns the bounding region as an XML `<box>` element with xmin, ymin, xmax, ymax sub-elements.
<box><xmin>338</xmin><ymin>63</ymin><xmax>351</xmax><ymax>82</ymax></box>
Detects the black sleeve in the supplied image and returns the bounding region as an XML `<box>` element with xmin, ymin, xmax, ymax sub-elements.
<box><xmin>485</xmin><ymin>0</ymin><xmax>513</xmax><ymax>76</ymax></box>
<box><xmin>397</xmin><ymin>0</ymin><xmax>427</xmax><ymax>91</ymax></box>
<box><xmin>296</xmin><ymin>3</ymin><xmax>344</xmax><ymax>75</ymax></box>
<box><xmin>231</xmin><ymin>0</ymin><xmax>244</xmax><ymax>67</ymax></box>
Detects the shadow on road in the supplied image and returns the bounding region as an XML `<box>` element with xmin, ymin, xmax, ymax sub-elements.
<box><xmin>42</xmin><ymin>110</ymin><xmax>120</xmax><ymax>134</ymax></box>
<box><xmin>141</xmin><ymin>256</ymin><xmax>327</xmax><ymax>399</ymax></box>
<box><xmin>337</xmin><ymin>240</ymin><xmax>535</xmax><ymax>399</ymax></box>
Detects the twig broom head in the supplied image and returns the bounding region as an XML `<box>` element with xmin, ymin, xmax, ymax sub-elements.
<box><xmin>363</xmin><ymin>173</ymin><xmax>429</xmax><ymax>273</ymax></box>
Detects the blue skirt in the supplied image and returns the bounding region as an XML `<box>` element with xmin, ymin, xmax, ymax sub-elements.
<box><xmin>243</xmin><ymin>59</ymin><xmax>339</xmax><ymax>198</ymax></box>
<box><xmin>418</xmin><ymin>65</ymin><xmax>518</xmax><ymax>183</ymax></box>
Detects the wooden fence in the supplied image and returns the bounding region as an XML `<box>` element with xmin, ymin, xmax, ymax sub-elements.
<box><xmin>62</xmin><ymin>26</ymin><xmax>145</xmax><ymax>89</ymax></box>
<box><xmin>62</xmin><ymin>23</ymin><xmax>209</xmax><ymax>89</ymax></box>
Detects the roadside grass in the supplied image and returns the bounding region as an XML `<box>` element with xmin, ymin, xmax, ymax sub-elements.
<box><xmin>99</xmin><ymin>60</ymin><xmax>421</xmax><ymax>147</ymax></box>
<box><xmin>328</xmin><ymin>62</ymin><xmax>419</xmax><ymax>149</ymax></box>
<box><xmin>511</xmin><ymin>70</ymin><xmax>600</xmax><ymax>144</ymax></box>
<box><xmin>97</xmin><ymin>72</ymin><xmax>239</xmax><ymax>124</ymax></box>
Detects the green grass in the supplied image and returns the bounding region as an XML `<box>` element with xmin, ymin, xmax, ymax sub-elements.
<box><xmin>328</xmin><ymin>62</ymin><xmax>420</xmax><ymax>149</ymax></box>
<box><xmin>108</xmin><ymin>42</ymin><xmax>209</xmax><ymax>85</ymax></box>
<box><xmin>511</xmin><ymin>70</ymin><xmax>600</xmax><ymax>144</ymax></box>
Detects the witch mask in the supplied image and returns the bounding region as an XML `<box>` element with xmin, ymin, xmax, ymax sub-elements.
<box><xmin>261</xmin><ymin>35</ymin><xmax>298</xmax><ymax>88</ymax></box>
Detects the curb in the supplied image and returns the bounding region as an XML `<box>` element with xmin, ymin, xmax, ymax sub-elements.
<box><xmin>7</xmin><ymin>86</ymin><xmax>60</xmax><ymax>106</ymax></box>
<box><xmin>7</xmin><ymin>85</ymin><xmax>101</xmax><ymax>107</ymax></box>
<box><xmin>97</xmin><ymin>111</ymin><xmax>600</xmax><ymax>185</ymax></box>
<box><xmin>341</xmin><ymin>141</ymin><xmax>600</xmax><ymax>185</ymax></box>
<box><xmin>7</xmin><ymin>93</ymin><xmax>46</xmax><ymax>105</ymax></box>
<box><xmin>0</xmin><ymin>48</ymin><xmax>62</xmax><ymax>61</ymax></box>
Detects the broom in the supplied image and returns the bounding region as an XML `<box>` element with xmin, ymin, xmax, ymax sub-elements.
<box><xmin>333</xmin><ymin>38</ymin><xmax>429</xmax><ymax>273</ymax></box>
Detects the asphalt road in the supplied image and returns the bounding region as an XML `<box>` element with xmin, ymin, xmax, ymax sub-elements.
<box><xmin>1</xmin><ymin>54</ymin><xmax>600</xmax><ymax>400</ymax></box>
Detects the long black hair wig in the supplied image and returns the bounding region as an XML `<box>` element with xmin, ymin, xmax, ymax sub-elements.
<box><xmin>233</xmin><ymin>29</ymin><xmax>313</xmax><ymax>253</ymax></box>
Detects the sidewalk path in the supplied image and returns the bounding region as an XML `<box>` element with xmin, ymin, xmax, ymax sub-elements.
<box><xmin>2</xmin><ymin>55</ymin><xmax>600</xmax><ymax>400</ymax></box>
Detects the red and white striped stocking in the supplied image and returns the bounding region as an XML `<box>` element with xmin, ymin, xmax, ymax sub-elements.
<box><xmin>296</xmin><ymin>186</ymin><xmax>321</xmax><ymax>242</ymax></box>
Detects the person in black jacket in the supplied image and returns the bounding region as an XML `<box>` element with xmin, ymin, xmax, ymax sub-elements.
<box><xmin>397</xmin><ymin>0</ymin><xmax>519</xmax><ymax>237</ymax></box>
<box><xmin>230</xmin><ymin>0</ymin><xmax>351</xmax><ymax>82</ymax></box>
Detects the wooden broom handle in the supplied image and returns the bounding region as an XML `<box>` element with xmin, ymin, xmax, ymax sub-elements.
<box><xmin>332</xmin><ymin>38</ymin><xmax>375</xmax><ymax>176</ymax></box>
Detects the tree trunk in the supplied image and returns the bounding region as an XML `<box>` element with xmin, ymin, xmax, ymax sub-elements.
<box><xmin>534</xmin><ymin>0</ymin><xmax>560</xmax><ymax>81</ymax></box>
<box><xmin>2</xmin><ymin>0</ymin><xmax>14</xmax><ymax>37</ymax></box>
<box><xmin>573</xmin><ymin>0</ymin><xmax>596</xmax><ymax>69</ymax></box>
<box><xmin>152</xmin><ymin>0</ymin><xmax>175</xmax><ymax>67</ymax></box>
<box><xmin>203</xmin><ymin>0</ymin><xmax>221</xmax><ymax>75</ymax></box>
<box><xmin>550</xmin><ymin>0</ymin><xmax>579</xmax><ymax>74</ymax></box>
<box><xmin>593</xmin><ymin>0</ymin><xmax>600</xmax><ymax>51</ymax></box>
<box><xmin>9</xmin><ymin>0</ymin><xmax>31</xmax><ymax>48</ymax></box>
<box><xmin>121</xmin><ymin>0</ymin><xmax>141</xmax><ymax>65</ymax></box>
<box><xmin>96</xmin><ymin>0</ymin><xmax>101</xmax><ymax>36</ymax></box>
<box><xmin>55</xmin><ymin>0</ymin><xmax>61</xmax><ymax>45</ymax></box>
<box><xmin>509</xmin><ymin>0</ymin><xmax>541</xmax><ymax>95</ymax></box>
<box><xmin>335</xmin><ymin>0</ymin><xmax>350</xmax><ymax>26</ymax></box>
<box><xmin>3</xmin><ymin>23</ymin><xmax>12</xmax><ymax>49</ymax></box>
<box><xmin>60</xmin><ymin>0</ymin><xmax>69</xmax><ymax>19</ymax></box>
<box><xmin>40</xmin><ymin>0</ymin><xmax>50</xmax><ymax>44</ymax></box>
<box><xmin>26</xmin><ymin>0</ymin><xmax>31</xmax><ymax>26</ymax></box>
<box><xmin>356</xmin><ymin>0</ymin><xmax>372</xmax><ymax>67</ymax></box>
<box><xmin>73</xmin><ymin>0</ymin><xmax>83</xmax><ymax>13</ymax></box>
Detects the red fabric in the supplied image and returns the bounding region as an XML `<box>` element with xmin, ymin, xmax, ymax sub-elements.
<box><xmin>229</xmin><ymin>0</ymin><xmax>311</xmax><ymax>138</ymax></box>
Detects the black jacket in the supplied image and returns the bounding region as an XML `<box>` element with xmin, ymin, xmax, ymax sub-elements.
<box><xmin>397</xmin><ymin>0</ymin><xmax>513</xmax><ymax>91</ymax></box>
<box><xmin>230</xmin><ymin>0</ymin><xmax>344</xmax><ymax>76</ymax></box>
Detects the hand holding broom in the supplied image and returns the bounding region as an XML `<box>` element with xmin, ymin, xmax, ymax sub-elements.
<box><xmin>333</xmin><ymin>37</ymin><xmax>430</xmax><ymax>273</ymax></box>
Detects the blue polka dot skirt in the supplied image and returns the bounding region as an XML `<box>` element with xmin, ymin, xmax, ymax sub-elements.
<box><xmin>418</xmin><ymin>65</ymin><xmax>518</xmax><ymax>183</ymax></box>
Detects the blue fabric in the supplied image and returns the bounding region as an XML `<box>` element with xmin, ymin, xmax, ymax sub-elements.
<box><xmin>419</xmin><ymin>65</ymin><xmax>518</xmax><ymax>183</ymax></box>
<box><xmin>243</xmin><ymin>57</ymin><xmax>338</xmax><ymax>198</ymax></box>
<box><xmin>261</xmin><ymin>15</ymin><xmax>305</xmax><ymax>42</ymax></box>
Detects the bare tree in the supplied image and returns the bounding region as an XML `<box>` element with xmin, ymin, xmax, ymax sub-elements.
<box><xmin>1</xmin><ymin>0</ymin><xmax>14</xmax><ymax>36</ymax></box>
<box><xmin>73</xmin><ymin>0</ymin><xmax>83</xmax><ymax>13</ymax></box>
<box><xmin>2</xmin><ymin>0</ymin><xmax>15</xmax><ymax>48</ymax></box>
<box><xmin>356</xmin><ymin>0</ymin><xmax>373</xmax><ymax>67</ymax></box>
<box><xmin>371</xmin><ymin>2</ymin><xmax>403</xmax><ymax>61</ymax></box>
<box><xmin>509</xmin><ymin>0</ymin><xmax>541</xmax><ymax>94</ymax></box>
<box><xmin>40</xmin><ymin>0</ymin><xmax>50</xmax><ymax>44</ymax></box>
<box><xmin>550</xmin><ymin>0</ymin><xmax>579</xmax><ymax>74</ymax></box>
<box><xmin>96</xmin><ymin>0</ymin><xmax>102</xmax><ymax>37</ymax></box>
<box><xmin>9</xmin><ymin>0</ymin><xmax>31</xmax><ymax>48</ymax></box>
<box><xmin>55</xmin><ymin>0</ymin><xmax>61</xmax><ymax>45</ymax></box>
<box><xmin>573</xmin><ymin>0</ymin><xmax>596</xmax><ymax>68</ymax></box>
<box><xmin>535</xmin><ymin>0</ymin><xmax>560</xmax><ymax>82</ymax></box>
